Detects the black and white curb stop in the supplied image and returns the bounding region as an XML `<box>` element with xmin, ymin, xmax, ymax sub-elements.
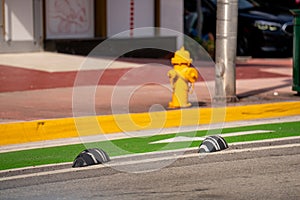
<box><xmin>198</xmin><ymin>135</ymin><xmax>229</xmax><ymax>153</ymax></box>
<box><xmin>72</xmin><ymin>148</ymin><xmax>110</xmax><ymax>168</ymax></box>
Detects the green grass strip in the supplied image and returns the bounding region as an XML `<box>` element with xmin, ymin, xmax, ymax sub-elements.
<box><xmin>0</xmin><ymin>121</ymin><xmax>299</xmax><ymax>170</ymax></box>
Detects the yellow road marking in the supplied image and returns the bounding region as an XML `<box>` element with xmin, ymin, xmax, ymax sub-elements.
<box><xmin>0</xmin><ymin>101</ymin><xmax>299</xmax><ymax>146</ymax></box>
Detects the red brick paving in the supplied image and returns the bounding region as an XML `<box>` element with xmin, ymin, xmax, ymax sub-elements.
<box><xmin>0</xmin><ymin>59</ymin><xmax>292</xmax><ymax>93</ymax></box>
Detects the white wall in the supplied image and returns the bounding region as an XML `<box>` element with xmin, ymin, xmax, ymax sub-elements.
<box><xmin>106</xmin><ymin>0</ymin><xmax>184</xmax><ymax>48</ymax></box>
<box><xmin>160</xmin><ymin>0</ymin><xmax>184</xmax><ymax>48</ymax></box>
<box><xmin>5</xmin><ymin>0</ymin><xmax>34</xmax><ymax>41</ymax></box>
<box><xmin>160</xmin><ymin>0</ymin><xmax>183</xmax><ymax>33</ymax></box>
<box><xmin>107</xmin><ymin>0</ymin><xmax>155</xmax><ymax>37</ymax></box>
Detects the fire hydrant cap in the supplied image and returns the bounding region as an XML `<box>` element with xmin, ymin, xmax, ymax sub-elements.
<box><xmin>171</xmin><ymin>47</ymin><xmax>193</xmax><ymax>65</ymax></box>
<box><xmin>185</xmin><ymin>67</ymin><xmax>198</xmax><ymax>83</ymax></box>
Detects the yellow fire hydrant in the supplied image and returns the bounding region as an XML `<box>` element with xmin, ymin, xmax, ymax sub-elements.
<box><xmin>168</xmin><ymin>47</ymin><xmax>198</xmax><ymax>108</ymax></box>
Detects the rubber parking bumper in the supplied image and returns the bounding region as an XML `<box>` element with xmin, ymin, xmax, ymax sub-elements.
<box><xmin>72</xmin><ymin>148</ymin><xmax>110</xmax><ymax>167</ymax></box>
<box><xmin>198</xmin><ymin>135</ymin><xmax>228</xmax><ymax>153</ymax></box>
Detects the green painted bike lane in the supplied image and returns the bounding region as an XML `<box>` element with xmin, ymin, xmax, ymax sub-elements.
<box><xmin>0</xmin><ymin>120</ymin><xmax>299</xmax><ymax>171</ymax></box>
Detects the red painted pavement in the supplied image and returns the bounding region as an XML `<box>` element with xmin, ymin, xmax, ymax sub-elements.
<box><xmin>0</xmin><ymin>65</ymin><xmax>130</xmax><ymax>93</ymax></box>
<box><xmin>0</xmin><ymin>58</ymin><xmax>292</xmax><ymax>93</ymax></box>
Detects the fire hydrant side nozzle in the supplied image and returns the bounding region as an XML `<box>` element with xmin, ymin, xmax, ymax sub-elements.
<box><xmin>168</xmin><ymin>47</ymin><xmax>199</xmax><ymax>108</ymax></box>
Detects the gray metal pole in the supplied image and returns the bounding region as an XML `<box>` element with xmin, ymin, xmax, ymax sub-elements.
<box><xmin>214</xmin><ymin>0</ymin><xmax>238</xmax><ymax>102</ymax></box>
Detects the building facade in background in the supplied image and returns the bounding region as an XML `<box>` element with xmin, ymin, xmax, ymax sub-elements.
<box><xmin>0</xmin><ymin>0</ymin><xmax>183</xmax><ymax>54</ymax></box>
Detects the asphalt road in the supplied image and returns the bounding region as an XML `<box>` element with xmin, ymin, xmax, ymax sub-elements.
<box><xmin>1</xmin><ymin>140</ymin><xmax>300</xmax><ymax>200</ymax></box>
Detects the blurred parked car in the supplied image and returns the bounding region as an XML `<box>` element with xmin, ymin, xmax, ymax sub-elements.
<box><xmin>187</xmin><ymin>0</ymin><xmax>294</xmax><ymax>57</ymax></box>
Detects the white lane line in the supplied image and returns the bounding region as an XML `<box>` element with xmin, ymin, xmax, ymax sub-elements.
<box><xmin>150</xmin><ymin>130</ymin><xmax>273</xmax><ymax>144</ymax></box>
<box><xmin>1</xmin><ymin>136</ymin><xmax>300</xmax><ymax>174</ymax></box>
<box><xmin>150</xmin><ymin>136</ymin><xmax>206</xmax><ymax>144</ymax></box>
<box><xmin>1</xmin><ymin>142</ymin><xmax>300</xmax><ymax>182</ymax></box>
<box><xmin>1</xmin><ymin>136</ymin><xmax>300</xmax><ymax>175</ymax></box>
<box><xmin>221</xmin><ymin>130</ymin><xmax>273</xmax><ymax>137</ymax></box>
